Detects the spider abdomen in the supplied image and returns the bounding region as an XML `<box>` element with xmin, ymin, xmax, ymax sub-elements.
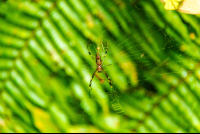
<box><xmin>97</xmin><ymin>65</ymin><xmax>102</xmax><ymax>72</ymax></box>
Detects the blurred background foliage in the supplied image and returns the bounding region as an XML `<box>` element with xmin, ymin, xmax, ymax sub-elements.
<box><xmin>0</xmin><ymin>0</ymin><xmax>200</xmax><ymax>133</ymax></box>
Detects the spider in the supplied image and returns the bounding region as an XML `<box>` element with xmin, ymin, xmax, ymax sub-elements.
<box><xmin>87</xmin><ymin>41</ymin><xmax>113</xmax><ymax>94</ymax></box>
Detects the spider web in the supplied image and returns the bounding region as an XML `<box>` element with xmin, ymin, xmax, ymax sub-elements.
<box><xmin>34</xmin><ymin>0</ymin><xmax>200</xmax><ymax>120</ymax></box>
<box><xmin>76</xmin><ymin>1</ymin><xmax>200</xmax><ymax>128</ymax></box>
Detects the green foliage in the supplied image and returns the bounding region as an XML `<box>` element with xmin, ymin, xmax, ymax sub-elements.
<box><xmin>0</xmin><ymin>0</ymin><xmax>200</xmax><ymax>133</ymax></box>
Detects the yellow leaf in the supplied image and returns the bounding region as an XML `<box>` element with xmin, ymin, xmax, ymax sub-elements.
<box><xmin>161</xmin><ymin>0</ymin><xmax>200</xmax><ymax>14</ymax></box>
<box><xmin>31</xmin><ymin>107</ymin><xmax>59</xmax><ymax>133</ymax></box>
<box><xmin>163</xmin><ymin>0</ymin><xmax>183</xmax><ymax>10</ymax></box>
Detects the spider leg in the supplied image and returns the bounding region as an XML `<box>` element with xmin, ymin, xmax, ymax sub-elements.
<box><xmin>102</xmin><ymin>68</ymin><xmax>113</xmax><ymax>89</ymax></box>
<box><xmin>102</xmin><ymin>64</ymin><xmax>112</xmax><ymax>67</ymax></box>
<box><xmin>95</xmin><ymin>73</ymin><xmax>105</xmax><ymax>83</ymax></box>
<box><xmin>89</xmin><ymin>69</ymin><xmax>98</xmax><ymax>95</ymax></box>
<box><xmin>87</xmin><ymin>43</ymin><xmax>95</xmax><ymax>61</ymax></box>
<box><xmin>102</xmin><ymin>41</ymin><xmax>108</xmax><ymax>63</ymax></box>
<box><xmin>88</xmin><ymin>66</ymin><xmax>96</xmax><ymax>67</ymax></box>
